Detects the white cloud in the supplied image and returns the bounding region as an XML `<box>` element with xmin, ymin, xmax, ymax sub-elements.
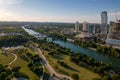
<box><xmin>0</xmin><ymin>9</ymin><xmax>19</xmax><ymax>20</ymax></box>
<box><xmin>0</xmin><ymin>0</ymin><xmax>22</xmax><ymax>5</ymax></box>
<box><xmin>108</xmin><ymin>12</ymin><xmax>120</xmax><ymax>22</ymax></box>
<box><xmin>78</xmin><ymin>15</ymin><xmax>100</xmax><ymax>23</ymax></box>
<box><xmin>0</xmin><ymin>0</ymin><xmax>24</xmax><ymax>21</ymax></box>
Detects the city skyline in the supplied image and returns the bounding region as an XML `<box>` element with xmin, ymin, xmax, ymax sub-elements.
<box><xmin>0</xmin><ymin>0</ymin><xmax>120</xmax><ymax>23</ymax></box>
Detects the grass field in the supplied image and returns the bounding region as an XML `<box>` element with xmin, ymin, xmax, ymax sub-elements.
<box><xmin>10</xmin><ymin>55</ymin><xmax>40</xmax><ymax>80</ymax></box>
<box><xmin>44</xmin><ymin>51</ymin><xmax>101</xmax><ymax>80</ymax></box>
<box><xmin>26</xmin><ymin>47</ymin><xmax>36</xmax><ymax>55</ymax></box>
<box><xmin>9</xmin><ymin>47</ymin><xmax>40</xmax><ymax>80</ymax></box>
<box><xmin>0</xmin><ymin>47</ymin><xmax>40</xmax><ymax>80</ymax></box>
<box><xmin>43</xmin><ymin>67</ymin><xmax>50</xmax><ymax>80</ymax></box>
<box><xmin>0</xmin><ymin>52</ymin><xmax>14</xmax><ymax>65</ymax></box>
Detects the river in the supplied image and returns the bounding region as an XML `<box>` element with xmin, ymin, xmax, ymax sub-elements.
<box><xmin>22</xmin><ymin>26</ymin><xmax>120</xmax><ymax>71</ymax></box>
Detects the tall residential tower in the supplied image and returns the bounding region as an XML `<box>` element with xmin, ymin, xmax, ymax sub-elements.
<box><xmin>75</xmin><ymin>21</ymin><xmax>79</xmax><ymax>33</ymax></box>
<box><xmin>101</xmin><ymin>11</ymin><xmax>108</xmax><ymax>34</ymax></box>
<box><xmin>83</xmin><ymin>21</ymin><xmax>89</xmax><ymax>32</ymax></box>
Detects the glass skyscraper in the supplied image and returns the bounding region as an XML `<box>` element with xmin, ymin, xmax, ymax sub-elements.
<box><xmin>101</xmin><ymin>11</ymin><xmax>108</xmax><ymax>34</ymax></box>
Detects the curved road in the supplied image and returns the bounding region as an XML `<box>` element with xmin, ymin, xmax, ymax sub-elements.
<box><xmin>8</xmin><ymin>53</ymin><xmax>17</xmax><ymax>65</ymax></box>
<box><xmin>8</xmin><ymin>53</ymin><xmax>17</xmax><ymax>69</ymax></box>
<box><xmin>37</xmin><ymin>48</ymin><xmax>73</xmax><ymax>80</ymax></box>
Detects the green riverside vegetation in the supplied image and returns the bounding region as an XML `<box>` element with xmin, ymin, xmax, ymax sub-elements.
<box><xmin>32</xmin><ymin>39</ymin><xmax>101</xmax><ymax>80</ymax></box>
<box><xmin>32</xmin><ymin>38</ymin><xmax>120</xmax><ymax>80</ymax></box>
<box><xmin>74</xmin><ymin>40</ymin><xmax>120</xmax><ymax>58</ymax></box>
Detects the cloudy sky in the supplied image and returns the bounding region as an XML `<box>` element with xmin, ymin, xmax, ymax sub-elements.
<box><xmin>0</xmin><ymin>0</ymin><xmax>120</xmax><ymax>23</ymax></box>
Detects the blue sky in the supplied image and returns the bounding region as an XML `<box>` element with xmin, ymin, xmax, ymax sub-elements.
<box><xmin>0</xmin><ymin>0</ymin><xmax>120</xmax><ymax>23</ymax></box>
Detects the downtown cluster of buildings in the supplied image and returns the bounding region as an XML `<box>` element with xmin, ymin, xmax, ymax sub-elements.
<box><xmin>64</xmin><ymin>11</ymin><xmax>120</xmax><ymax>47</ymax></box>
<box><xmin>75</xmin><ymin>11</ymin><xmax>108</xmax><ymax>35</ymax></box>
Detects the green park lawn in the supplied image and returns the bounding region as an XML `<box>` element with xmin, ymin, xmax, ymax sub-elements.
<box><xmin>0</xmin><ymin>52</ymin><xmax>14</xmax><ymax>65</ymax></box>
<box><xmin>44</xmin><ymin>51</ymin><xmax>101</xmax><ymax>80</ymax></box>
<box><xmin>10</xmin><ymin>55</ymin><xmax>40</xmax><ymax>80</ymax></box>
<box><xmin>0</xmin><ymin>47</ymin><xmax>40</xmax><ymax>80</ymax></box>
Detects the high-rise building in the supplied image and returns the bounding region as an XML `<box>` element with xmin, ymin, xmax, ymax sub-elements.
<box><xmin>75</xmin><ymin>21</ymin><xmax>79</xmax><ymax>33</ymax></box>
<box><xmin>109</xmin><ymin>21</ymin><xmax>115</xmax><ymax>28</ymax></box>
<box><xmin>109</xmin><ymin>21</ymin><xmax>115</xmax><ymax>33</ymax></box>
<box><xmin>83</xmin><ymin>21</ymin><xmax>89</xmax><ymax>32</ymax></box>
<box><xmin>106</xmin><ymin>20</ymin><xmax>120</xmax><ymax>46</ymax></box>
<box><xmin>101</xmin><ymin>11</ymin><xmax>108</xmax><ymax>34</ymax></box>
<box><xmin>89</xmin><ymin>23</ymin><xmax>95</xmax><ymax>34</ymax></box>
<box><xmin>87</xmin><ymin>23</ymin><xmax>101</xmax><ymax>34</ymax></box>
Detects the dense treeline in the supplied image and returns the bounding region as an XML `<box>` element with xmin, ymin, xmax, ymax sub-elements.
<box><xmin>74</xmin><ymin>40</ymin><xmax>97</xmax><ymax>48</ymax></box>
<box><xmin>97</xmin><ymin>46</ymin><xmax>120</xmax><ymax>58</ymax></box>
<box><xmin>71</xmin><ymin>54</ymin><xmax>111</xmax><ymax>74</ymax></box>
<box><xmin>28</xmin><ymin>54</ymin><xmax>43</xmax><ymax>76</ymax></box>
<box><xmin>74</xmin><ymin>40</ymin><xmax>120</xmax><ymax>58</ymax></box>
<box><xmin>0</xmin><ymin>26</ymin><xmax>23</xmax><ymax>34</ymax></box>
<box><xmin>0</xmin><ymin>35</ymin><xmax>28</xmax><ymax>47</ymax></box>
<box><xmin>37</xmin><ymin>40</ymin><xmax>72</xmax><ymax>55</ymax></box>
<box><xmin>0</xmin><ymin>64</ymin><xmax>12</xmax><ymax>80</ymax></box>
<box><xmin>0</xmin><ymin>64</ymin><xmax>28</xmax><ymax>80</ymax></box>
<box><xmin>48</xmin><ymin>33</ymin><xmax>67</xmax><ymax>40</ymax></box>
<box><xmin>71</xmin><ymin>54</ymin><xmax>120</xmax><ymax>80</ymax></box>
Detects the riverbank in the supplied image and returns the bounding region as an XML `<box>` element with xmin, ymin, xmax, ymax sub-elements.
<box><xmin>88</xmin><ymin>47</ymin><xmax>97</xmax><ymax>51</ymax></box>
<box><xmin>23</xmin><ymin>26</ymin><xmax>120</xmax><ymax>72</ymax></box>
<box><xmin>45</xmin><ymin>51</ymin><xmax>101</xmax><ymax>80</ymax></box>
<box><xmin>37</xmin><ymin>41</ymin><xmax>101</xmax><ymax>80</ymax></box>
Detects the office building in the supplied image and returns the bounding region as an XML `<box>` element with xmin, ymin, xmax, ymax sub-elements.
<box><xmin>75</xmin><ymin>21</ymin><xmax>79</xmax><ymax>33</ymax></box>
<box><xmin>89</xmin><ymin>23</ymin><xmax>96</xmax><ymax>34</ymax></box>
<box><xmin>83</xmin><ymin>21</ymin><xmax>89</xmax><ymax>32</ymax></box>
<box><xmin>101</xmin><ymin>11</ymin><xmax>108</xmax><ymax>34</ymax></box>
<box><xmin>109</xmin><ymin>21</ymin><xmax>115</xmax><ymax>28</ymax></box>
